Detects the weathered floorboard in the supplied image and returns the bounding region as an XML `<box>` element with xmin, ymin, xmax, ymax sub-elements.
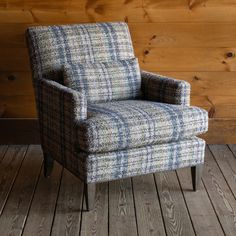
<box><xmin>202</xmin><ymin>147</ymin><xmax>236</xmax><ymax>235</ymax></box>
<box><xmin>80</xmin><ymin>182</ymin><xmax>108</xmax><ymax>236</ymax></box>
<box><xmin>208</xmin><ymin>145</ymin><xmax>236</xmax><ymax>198</ymax></box>
<box><xmin>155</xmin><ymin>171</ymin><xmax>195</xmax><ymax>236</ymax></box>
<box><xmin>0</xmin><ymin>145</ymin><xmax>27</xmax><ymax>215</ymax></box>
<box><xmin>109</xmin><ymin>178</ymin><xmax>138</xmax><ymax>236</ymax></box>
<box><xmin>177</xmin><ymin>167</ymin><xmax>224</xmax><ymax>236</ymax></box>
<box><xmin>132</xmin><ymin>174</ymin><xmax>166</xmax><ymax>236</ymax></box>
<box><xmin>51</xmin><ymin>169</ymin><xmax>84</xmax><ymax>236</ymax></box>
<box><xmin>22</xmin><ymin>160</ymin><xmax>62</xmax><ymax>236</ymax></box>
<box><xmin>0</xmin><ymin>145</ymin><xmax>8</xmax><ymax>162</ymax></box>
<box><xmin>0</xmin><ymin>145</ymin><xmax>43</xmax><ymax>236</ymax></box>
<box><xmin>0</xmin><ymin>145</ymin><xmax>236</xmax><ymax>235</ymax></box>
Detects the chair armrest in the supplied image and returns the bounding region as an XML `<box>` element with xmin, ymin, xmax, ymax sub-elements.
<box><xmin>141</xmin><ymin>70</ymin><xmax>191</xmax><ymax>106</ymax></box>
<box><xmin>36</xmin><ymin>78</ymin><xmax>87</xmax><ymax>153</ymax></box>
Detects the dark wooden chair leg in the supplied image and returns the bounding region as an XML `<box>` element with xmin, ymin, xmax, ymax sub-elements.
<box><xmin>191</xmin><ymin>164</ymin><xmax>203</xmax><ymax>191</ymax></box>
<box><xmin>84</xmin><ymin>183</ymin><xmax>96</xmax><ymax>211</ymax></box>
<box><xmin>44</xmin><ymin>153</ymin><xmax>54</xmax><ymax>178</ymax></box>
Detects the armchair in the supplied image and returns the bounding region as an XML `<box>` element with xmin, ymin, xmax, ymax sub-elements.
<box><xmin>26</xmin><ymin>22</ymin><xmax>208</xmax><ymax>211</ymax></box>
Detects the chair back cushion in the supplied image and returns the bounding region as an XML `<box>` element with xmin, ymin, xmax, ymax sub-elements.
<box><xmin>26</xmin><ymin>22</ymin><xmax>135</xmax><ymax>83</ymax></box>
<box><xmin>63</xmin><ymin>58</ymin><xmax>141</xmax><ymax>103</ymax></box>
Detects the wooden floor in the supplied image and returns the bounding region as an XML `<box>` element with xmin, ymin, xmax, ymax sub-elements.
<box><xmin>0</xmin><ymin>145</ymin><xmax>236</xmax><ymax>236</ymax></box>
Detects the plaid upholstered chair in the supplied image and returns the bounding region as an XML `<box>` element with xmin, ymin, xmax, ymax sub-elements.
<box><xmin>26</xmin><ymin>22</ymin><xmax>208</xmax><ymax>210</ymax></box>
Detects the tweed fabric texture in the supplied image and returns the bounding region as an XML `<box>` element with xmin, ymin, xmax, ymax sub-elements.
<box><xmin>26</xmin><ymin>22</ymin><xmax>134</xmax><ymax>83</ymax></box>
<box><xmin>26</xmin><ymin>22</ymin><xmax>208</xmax><ymax>183</ymax></box>
<box><xmin>77</xmin><ymin>100</ymin><xmax>208</xmax><ymax>153</ymax></box>
<box><xmin>63</xmin><ymin>58</ymin><xmax>142</xmax><ymax>103</ymax></box>
<box><xmin>80</xmin><ymin>137</ymin><xmax>206</xmax><ymax>182</ymax></box>
<box><xmin>37</xmin><ymin>78</ymin><xmax>87</xmax><ymax>176</ymax></box>
<box><xmin>141</xmin><ymin>70</ymin><xmax>191</xmax><ymax>106</ymax></box>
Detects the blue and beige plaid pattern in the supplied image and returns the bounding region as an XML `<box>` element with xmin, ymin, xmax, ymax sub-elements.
<box><xmin>26</xmin><ymin>22</ymin><xmax>208</xmax><ymax>183</ymax></box>
<box><xmin>26</xmin><ymin>22</ymin><xmax>134</xmax><ymax>84</ymax></box>
<box><xmin>63</xmin><ymin>58</ymin><xmax>142</xmax><ymax>103</ymax></box>
<box><xmin>82</xmin><ymin>137</ymin><xmax>205</xmax><ymax>182</ymax></box>
<box><xmin>141</xmin><ymin>71</ymin><xmax>191</xmax><ymax>106</ymax></box>
<box><xmin>78</xmin><ymin>100</ymin><xmax>208</xmax><ymax>153</ymax></box>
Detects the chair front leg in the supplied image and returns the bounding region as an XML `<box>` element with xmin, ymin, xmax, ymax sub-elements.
<box><xmin>43</xmin><ymin>153</ymin><xmax>54</xmax><ymax>178</ymax></box>
<box><xmin>84</xmin><ymin>183</ymin><xmax>96</xmax><ymax>211</ymax></box>
<box><xmin>191</xmin><ymin>164</ymin><xmax>203</xmax><ymax>191</ymax></box>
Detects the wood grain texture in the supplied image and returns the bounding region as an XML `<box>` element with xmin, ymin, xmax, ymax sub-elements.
<box><xmin>200</xmin><ymin>119</ymin><xmax>236</xmax><ymax>144</ymax></box>
<box><xmin>154</xmin><ymin>171</ymin><xmax>195</xmax><ymax>236</ymax></box>
<box><xmin>23</xmin><ymin>160</ymin><xmax>62</xmax><ymax>236</ymax></box>
<box><xmin>0</xmin><ymin>145</ymin><xmax>8</xmax><ymax>162</ymax></box>
<box><xmin>0</xmin><ymin>145</ymin><xmax>27</xmax><ymax>215</ymax></box>
<box><xmin>51</xmin><ymin>169</ymin><xmax>84</xmax><ymax>236</ymax></box>
<box><xmin>0</xmin><ymin>144</ymin><xmax>236</xmax><ymax>235</ymax></box>
<box><xmin>176</xmin><ymin>168</ymin><xmax>224</xmax><ymax>236</ymax></box>
<box><xmin>109</xmin><ymin>179</ymin><xmax>138</xmax><ymax>236</ymax></box>
<box><xmin>80</xmin><ymin>182</ymin><xmax>108</xmax><ymax>236</ymax></box>
<box><xmin>202</xmin><ymin>147</ymin><xmax>236</xmax><ymax>235</ymax></box>
<box><xmin>0</xmin><ymin>145</ymin><xmax>43</xmax><ymax>236</ymax></box>
<box><xmin>0</xmin><ymin>0</ymin><xmax>236</xmax><ymax>142</ymax></box>
<box><xmin>208</xmin><ymin>145</ymin><xmax>236</xmax><ymax>198</ymax></box>
<box><xmin>132</xmin><ymin>174</ymin><xmax>166</xmax><ymax>236</ymax></box>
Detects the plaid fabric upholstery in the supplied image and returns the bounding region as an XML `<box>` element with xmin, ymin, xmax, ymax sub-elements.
<box><xmin>37</xmin><ymin>78</ymin><xmax>87</xmax><ymax>175</ymax></box>
<box><xmin>77</xmin><ymin>137</ymin><xmax>205</xmax><ymax>183</ymax></box>
<box><xmin>77</xmin><ymin>100</ymin><xmax>208</xmax><ymax>153</ymax></box>
<box><xmin>63</xmin><ymin>58</ymin><xmax>141</xmax><ymax>103</ymax></box>
<box><xmin>26</xmin><ymin>22</ymin><xmax>208</xmax><ymax>183</ymax></box>
<box><xmin>26</xmin><ymin>22</ymin><xmax>134</xmax><ymax>83</ymax></box>
<box><xmin>141</xmin><ymin>71</ymin><xmax>191</xmax><ymax>106</ymax></box>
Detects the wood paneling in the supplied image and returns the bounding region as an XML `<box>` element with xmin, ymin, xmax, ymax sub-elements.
<box><xmin>0</xmin><ymin>0</ymin><xmax>235</xmax><ymax>142</ymax></box>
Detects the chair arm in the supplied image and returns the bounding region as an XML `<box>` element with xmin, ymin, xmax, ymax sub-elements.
<box><xmin>141</xmin><ymin>70</ymin><xmax>191</xmax><ymax>106</ymax></box>
<box><xmin>36</xmin><ymin>78</ymin><xmax>87</xmax><ymax>153</ymax></box>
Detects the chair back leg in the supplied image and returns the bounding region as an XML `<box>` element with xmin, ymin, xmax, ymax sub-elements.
<box><xmin>44</xmin><ymin>153</ymin><xmax>54</xmax><ymax>178</ymax></box>
<box><xmin>191</xmin><ymin>164</ymin><xmax>203</xmax><ymax>191</ymax></box>
<box><xmin>85</xmin><ymin>183</ymin><xmax>96</xmax><ymax>211</ymax></box>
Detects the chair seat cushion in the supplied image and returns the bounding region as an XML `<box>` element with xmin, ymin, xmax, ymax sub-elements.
<box><xmin>77</xmin><ymin>100</ymin><xmax>208</xmax><ymax>153</ymax></box>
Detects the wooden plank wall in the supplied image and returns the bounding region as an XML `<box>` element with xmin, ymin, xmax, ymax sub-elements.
<box><xmin>0</xmin><ymin>0</ymin><xmax>236</xmax><ymax>143</ymax></box>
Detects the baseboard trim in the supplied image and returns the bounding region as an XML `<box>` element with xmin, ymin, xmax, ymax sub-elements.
<box><xmin>0</xmin><ymin>118</ymin><xmax>40</xmax><ymax>144</ymax></box>
<box><xmin>0</xmin><ymin>118</ymin><xmax>235</xmax><ymax>144</ymax></box>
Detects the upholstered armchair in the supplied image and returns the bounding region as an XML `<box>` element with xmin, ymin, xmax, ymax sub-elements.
<box><xmin>26</xmin><ymin>22</ymin><xmax>208</xmax><ymax>210</ymax></box>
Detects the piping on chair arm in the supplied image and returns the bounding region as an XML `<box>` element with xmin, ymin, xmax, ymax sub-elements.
<box><xmin>141</xmin><ymin>70</ymin><xmax>191</xmax><ymax>106</ymax></box>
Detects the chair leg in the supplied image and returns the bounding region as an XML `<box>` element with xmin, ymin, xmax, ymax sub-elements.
<box><xmin>84</xmin><ymin>183</ymin><xmax>96</xmax><ymax>211</ymax></box>
<box><xmin>191</xmin><ymin>164</ymin><xmax>203</xmax><ymax>191</ymax></box>
<box><xmin>43</xmin><ymin>153</ymin><xmax>54</xmax><ymax>178</ymax></box>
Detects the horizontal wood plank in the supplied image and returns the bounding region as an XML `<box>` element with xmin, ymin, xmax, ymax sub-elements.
<box><xmin>200</xmin><ymin>118</ymin><xmax>236</xmax><ymax>144</ymax></box>
<box><xmin>2</xmin><ymin>23</ymin><xmax>236</xmax><ymax>48</ymax></box>
<box><xmin>1</xmin><ymin>47</ymin><xmax>236</xmax><ymax>72</ymax></box>
<box><xmin>1</xmin><ymin>1</ymin><xmax>236</xmax><ymax>23</ymax></box>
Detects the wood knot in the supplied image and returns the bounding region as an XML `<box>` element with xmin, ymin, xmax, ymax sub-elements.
<box><xmin>193</xmin><ymin>76</ymin><xmax>200</xmax><ymax>81</ymax></box>
<box><xmin>226</xmin><ymin>52</ymin><xmax>235</xmax><ymax>58</ymax></box>
<box><xmin>7</xmin><ymin>75</ymin><xmax>16</xmax><ymax>81</ymax></box>
<box><xmin>150</xmin><ymin>35</ymin><xmax>156</xmax><ymax>40</ymax></box>
<box><xmin>144</xmin><ymin>50</ymin><xmax>149</xmax><ymax>55</ymax></box>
